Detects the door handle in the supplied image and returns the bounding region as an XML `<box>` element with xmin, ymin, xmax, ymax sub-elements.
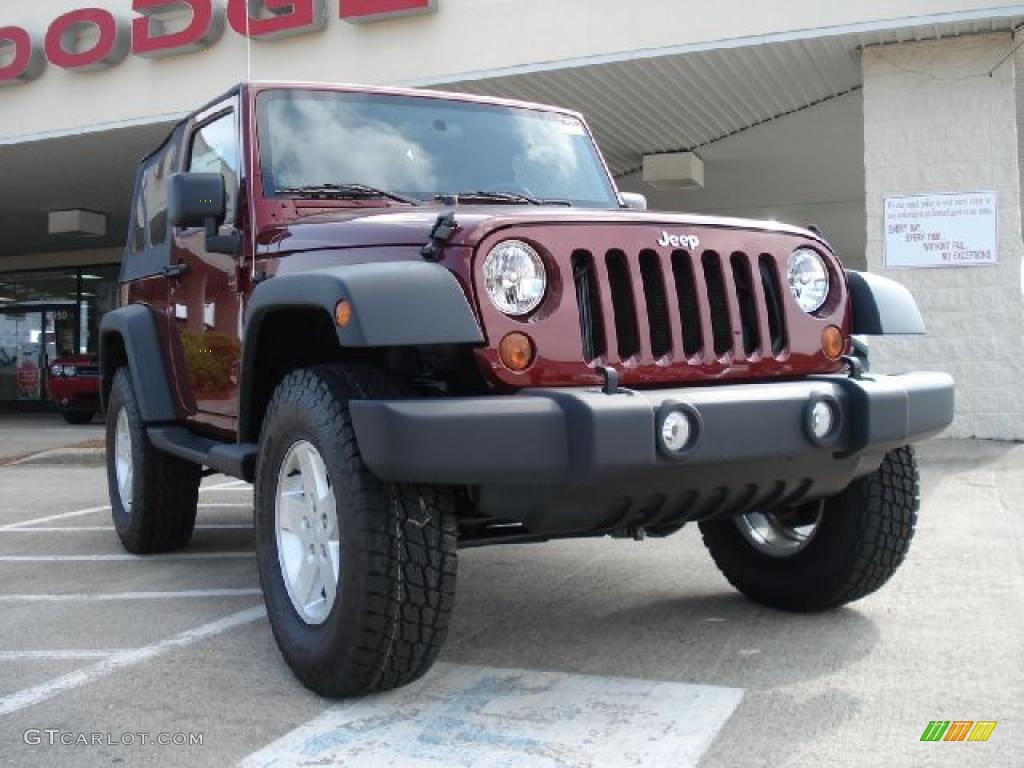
<box><xmin>162</xmin><ymin>263</ymin><xmax>189</xmax><ymax>279</ymax></box>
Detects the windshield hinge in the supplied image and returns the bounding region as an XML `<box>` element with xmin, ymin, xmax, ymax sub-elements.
<box><xmin>421</xmin><ymin>212</ymin><xmax>459</xmax><ymax>262</ymax></box>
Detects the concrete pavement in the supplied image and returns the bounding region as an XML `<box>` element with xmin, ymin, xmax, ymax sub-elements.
<box><xmin>0</xmin><ymin>440</ymin><xmax>1019</xmax><ymax>767</ymax></box>
<box><xmin>0</xmin><ymin>414</ymin><xmax>102</xmax><ymax>464</ymax></box>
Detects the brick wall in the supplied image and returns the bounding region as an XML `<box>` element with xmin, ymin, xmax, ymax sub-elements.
<box><xmin>862</xmin><ymin>33</ymin><xmax>1024</xmax><ymax>440</ymax></box>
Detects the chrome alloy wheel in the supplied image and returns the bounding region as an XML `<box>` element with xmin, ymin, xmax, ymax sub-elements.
<box><xmin>734</xmin><ymin>502</ymin><xmax>824</xmax><ymax>558</ymax></box>
<box><xmin>275</xmin><ymin>441</ymin><xmax>340</xmax><ymax>625</ymax></box>
<box><xmin>114</xmin><ymin>407</ymin><xmax>134</xmax><ymax>514</ymax></box>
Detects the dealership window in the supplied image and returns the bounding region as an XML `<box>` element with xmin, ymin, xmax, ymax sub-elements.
<box><xmin>0</xmin><ymin>264</ymin><xmax>119</xmax><ymax>402</ymax></box>
<box><xmin>189</xmin><ymin>112</ymin><xmax>239</xmax><ymax>223</ymax></box>
<box><xmin>79</xmin><ymin>265</ymin><xmax>119</xmax><ymax>356</ymax></box>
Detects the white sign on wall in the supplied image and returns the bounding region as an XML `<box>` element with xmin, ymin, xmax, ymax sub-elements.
<box><xmin>884</xmin><ymin>192</ymin><xmax>998</xmax><ymax>268</ymax></box>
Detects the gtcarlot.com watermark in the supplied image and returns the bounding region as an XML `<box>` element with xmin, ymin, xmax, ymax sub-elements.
<box><xmin>24</xmin><ymin>729</ymin><xmax>203</xmax><ymax>747</ymax></box>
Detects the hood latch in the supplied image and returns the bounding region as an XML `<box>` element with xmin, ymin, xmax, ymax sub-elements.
<box><xmin>421</xmin><ymin>212</ymin><xmax>458</xmax><ymax>262</ymax></box>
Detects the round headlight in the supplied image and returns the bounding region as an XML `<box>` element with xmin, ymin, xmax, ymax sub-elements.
<box><xmin>483</xmin><ymin>240</ymin><xmax>547</xmax><ymax>316</ymax></box>
<box><xmin>50</xmin><ymin>364</ymin><xmax>64</xmax><ymax>377</ymax></box>
<box><xmin>787</xmin><ymin>248</ymin><xmax>830</xmax><ymax>314</ymax></box>
<box><xmin>63</xmin><ymin>366</ymin><xmax>77</xmax><ymax>377</ymax></box>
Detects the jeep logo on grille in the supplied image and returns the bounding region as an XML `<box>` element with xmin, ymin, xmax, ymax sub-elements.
<box><xmin>657</xmin><ymin>231</ymin><xmax>700</xmax><ymax>250</ymax></box>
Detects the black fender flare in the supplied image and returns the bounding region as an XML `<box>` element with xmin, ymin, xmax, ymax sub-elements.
<box><xmin>845</xmin><ymin>270</ymin><xmax>926</xmax><ymax>335</ymax></box>
<box><xmin>238</xmin><ymin>261</ymin><xmax>484</xmax><ymax>440</ymax></box>
<box><xmin>99</xmin><ymin>304</ymin><xmax>179</xmax><ymax>422</ymax></box>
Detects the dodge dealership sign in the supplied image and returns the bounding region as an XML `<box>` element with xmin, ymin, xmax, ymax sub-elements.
<box><xmin>0</xmin><ymin>0</ymin><xmax>437</xmax><ymax>85</ymax></box>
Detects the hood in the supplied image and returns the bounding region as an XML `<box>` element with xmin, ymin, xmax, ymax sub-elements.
<box><xmin>258</xmin><ymin>204</ymin><xmax>832</xmax><ymax>256</ymax></box>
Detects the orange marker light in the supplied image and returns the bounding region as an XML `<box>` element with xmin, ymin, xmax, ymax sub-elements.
<box><xmin>822</xmin><ymin>325</ymin><xmax>845</xmax><ymax>360</ymax></box>
<box><xmin>499</xmin><ymin>332</ymin><xmax>535</xmax><ymax>372</ymax></box>
<box><xmin>334</xmin><ymin>300</ymin><xmax>353</xmax><ymax>328</ymax></box>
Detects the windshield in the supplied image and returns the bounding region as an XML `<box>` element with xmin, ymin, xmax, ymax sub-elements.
<box><xmin>256</xmin><ymin>89</ymin><xmax>619</xmax><ymax>208</ymax></box>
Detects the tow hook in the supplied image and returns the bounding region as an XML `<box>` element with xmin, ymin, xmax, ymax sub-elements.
<box><xmin>598</xmin><ymin>366</ymin><xmax>620</xmax><ymax>395</ymax></box>
<box><xmin>841</xmin><ymin>355</ymin><xmax>865</xmax><ymax>380</ymax></box>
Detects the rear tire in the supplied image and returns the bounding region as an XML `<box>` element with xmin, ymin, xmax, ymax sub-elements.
<box><xmin>699</xmin><ymin>447</ymin><xmax>920</xmax><ymax>612</ymax></box>
<box><xmin>62</xmin><ymin>410</ymin><xmax>95</xmax><ymax>425</ymax></box>
<box><xmin>255</xmin><ymin>363</ymin><xmax>457</xmax><ymax>698</ymax></box>
<box><xmin>106</xmin><ymin>368</ymin><xmax>201</xmax><ymax>553</ymax></box>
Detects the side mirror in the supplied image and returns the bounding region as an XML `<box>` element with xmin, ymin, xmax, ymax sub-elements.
<box><xmin>620</xmin><ymin>192</ymin><xmax>648</xmax><ymax>211</ymax></box>
<box><xmin>168</xmin><ymin>173</ymin><xmax>240</xmax><ymax>256</ymax></box>
<box><xmin>168</xmin><ymin>173</ymin><xmax>226</xmax><ymax>230</ymax></box>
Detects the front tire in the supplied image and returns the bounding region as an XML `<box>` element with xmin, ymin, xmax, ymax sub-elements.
<box><xmin>255</xmin><ymin>364</ymin><xmax>457</xmax><ymax>698</ymax></box>
<box><xmin>699</xmin><ymin>447</ymin><xmax>920</xmax><ymax>612</ymax></box>
<box><xmin>106</xmin><ymin>368</ymin><xmax>201</xmax><ymax>553</ymax></box>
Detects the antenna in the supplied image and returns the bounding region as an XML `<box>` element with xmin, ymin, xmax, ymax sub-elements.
<box><xmin>245</xmin><ymin>0</ymin><xmax>252</xmax><ymax>83</ymax></box>
<box><xmin>244</xmin><ymin>2</ymin><xmax>257</xmax><ymax>279</ymax></box>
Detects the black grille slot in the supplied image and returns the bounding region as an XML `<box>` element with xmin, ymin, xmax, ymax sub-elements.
<box><xmin>572</xmin><ymin>250</ymin><xmax>605</xmax><ymax>361</ymax></box>
<box><xmin>639</xmin><ymin>250</ymin><xmax>671</xmax><ymax>358</ymax></box>
<box><xmin>702</xmin><ymin>252</ymin><xmax>732</xmax><ymax>357</ymax></box>
<box><xmin>759</xmin><ymin>255</ymin><xmax>788</xmax><ymax>356</ymax></box>
<box><xmin>671</xmin><ymin>251</ymin><xmax>702</xmax><ymax>357</ymax></box>
<box><xmin>605</xmin><ymin>250</ymin><xmax>640</xmax><ymax>360</ymax></box>
<box><xmin>730</xmin><ymin>253</ymin><xmax>760</xmax><ymax>357</ymax></box>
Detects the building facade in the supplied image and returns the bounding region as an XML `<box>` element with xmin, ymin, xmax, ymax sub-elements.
<box><xmin>1</xmin><ymin>0</ymin><xmax>1022</xmax><ymax>436</ymax></box>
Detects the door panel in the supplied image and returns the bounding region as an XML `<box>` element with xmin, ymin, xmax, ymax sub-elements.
<box><xmin>167</xmin><ymin>105</ymin><xmax>244</xmax><ymax>434</ymax></box>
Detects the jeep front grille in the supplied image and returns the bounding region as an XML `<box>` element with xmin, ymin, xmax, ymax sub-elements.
<box><xmin>572</xmin><ymin>247</ymin><xmax>789</xmax><ymax>365</ymax></box>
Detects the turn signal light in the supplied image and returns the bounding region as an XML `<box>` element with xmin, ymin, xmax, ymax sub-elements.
<box><xmin>822</xmin><ymin>325</ymin><xmax>845</xmax><ymax>360</ymax></box>
<box><xmin>334</xmin><ymin>300</ymin><xmax>353</xmax><ymax>327</ymax></box>
<box><xmin>498</xmin><ymin>332</ymin><xmax>536</xmax><ymax>372</ymax></box>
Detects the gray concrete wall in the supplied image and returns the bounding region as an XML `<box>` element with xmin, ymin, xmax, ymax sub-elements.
<box><xmin>863</xmin><ymin>33</ymin><xmax>1024</xmax><ymax>440</ymax></box>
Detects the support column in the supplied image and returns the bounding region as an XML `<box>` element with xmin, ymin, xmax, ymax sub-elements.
<box><xmin>862</xmin><ymin>33</ymin><xmax>1024</xmax><ymax>440</ymax></box>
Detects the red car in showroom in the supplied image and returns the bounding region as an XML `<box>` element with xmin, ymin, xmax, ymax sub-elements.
<box><xmin>47</xmin><ymin>355</ymin><xmax>101</xmax><ymax>424</ymax></box>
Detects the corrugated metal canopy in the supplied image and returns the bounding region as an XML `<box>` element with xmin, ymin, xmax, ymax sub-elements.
<box><xmin>436</xmin><ymin>16</ymin><xmax>1023</xmax><ymax>176</ymax></box>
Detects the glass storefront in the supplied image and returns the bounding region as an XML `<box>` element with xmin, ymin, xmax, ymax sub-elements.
<box><xmin>0</xmin><ymin>265</ymin><xmax>119</xmax><ymax>403</ymax></box>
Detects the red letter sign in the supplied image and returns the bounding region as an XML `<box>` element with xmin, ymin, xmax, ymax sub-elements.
<box><xmin>0</xmin><ymin>26</ymin><xmax>45</xmax><ymax>85</ymax></box>
<box><xmin>133</xmin><ymin>0</ymin><xmax>226</xmax><ymax>58</ymax></box>
<box><xmin>227</xmin><ymin>0</ymin><xmax>327</xmax><ymax>40</ymax></box>
<box><xmin>45</xmin><ymin>8</ymin><xmax>129</xmax><ymax>71</ymax></box>
<box><xmin>340</xmin><ymin>0</ymin><xmax>436</xmax><ymax>23</ymax></box>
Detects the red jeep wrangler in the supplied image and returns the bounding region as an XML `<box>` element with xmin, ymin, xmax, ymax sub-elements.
<box><xmin>101</xmin><ymin>82</ymin><xmax>954</xmax><ymax>697</ymax></box>
<box><xmin>47</xmin><ymin>355</ymin><xmax>101</xmax><ymax>425</ymax></box>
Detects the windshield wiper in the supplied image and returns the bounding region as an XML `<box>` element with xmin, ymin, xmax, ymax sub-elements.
<box><xmin>275</xmin><ymin>183</ymin><xmax>420</xmax><ymax>205</ymax></box>
<box><xmin>435</xmin><ymin>191</ymin><xmax>572</xmax><ymax>207</ymax></box>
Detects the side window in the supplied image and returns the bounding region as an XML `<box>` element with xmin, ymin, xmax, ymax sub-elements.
<box><xmin>188</xmin><ymin>112</ymin><xmax>239</xmax><ymax>224</ymax></box>
<box><xmin>121</xmin><ymin>125</ymin><xmax>183</xmax><ymax>282</ymax></box>
<box><xmin>130</xmin><ymin>178</ymin><xmax>146</xmax><ymax>255</ymax></box>
<box><xmin>142</xmin><ymin>149</ymin><xmax>171</xmax><ymax>246</ymax></box>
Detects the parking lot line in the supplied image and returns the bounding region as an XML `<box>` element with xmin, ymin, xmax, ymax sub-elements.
<box><xmin>1</xmin><ymin>502</ymin><xmax>253</xmax><ymax>532</ymax></box>
<box><xmin>203</xmin><ymin>481</ymin><xmax>253</xmax><ymax>491</ymax></box>
<box><xmin>0</xmin><ymin>589</ymin><xmax>263</xmax><ymax>602</ymax></box>
<box><xmin>0</xmin><ymin>552</ymin><xmax>252</xmax><ymax>562</ymax></box>
<box><xmin>0</xmin><ymin>651</ymin><xmax>119</xmax><ymax>661</ymax></box>
<box><xmin>0</xmin><ymin>605</ymin><xmax>266</xmax><ymax>717</ymax></box>
<box><xmin>0</xmin><ymin>524</ymin><xmax>253</xmax><ymax>533</ymax></box>
<box><xmin>0</xmin><ymin>506</ymin><xmax>111</xmax><ymax>531</ymax></box>
<box><xmin>240</xmin><ymin>663</ymin><xmax>744</xmax><ymax>768</ymax></box>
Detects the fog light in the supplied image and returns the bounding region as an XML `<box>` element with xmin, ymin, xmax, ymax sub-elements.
<box><xmin>810</xmin><ymin>400</ymin><xmax>836</xmax><ymax>440</ymax></box>
<box><xmin>656</xmin><ymin>403</ymin><xmax>701</xmax><ymax>459</ymax></box>
<box><xmin>498</xmin><ymin>332</ymin><xmax>535</xmax><ymax>372</ymax></box>
<box><xmin>660</xmin><ymin>411</ymin><xmax>692</xmax><ymax>453</ymax></box>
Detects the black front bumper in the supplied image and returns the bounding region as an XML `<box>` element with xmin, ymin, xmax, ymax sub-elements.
<box><xmin>350</xmin><ymin>372</ymin><xmax>953</xmax><ymax>533</ymax></box>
